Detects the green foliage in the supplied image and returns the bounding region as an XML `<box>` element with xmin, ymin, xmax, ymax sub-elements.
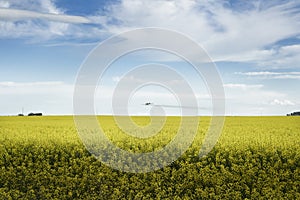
<box><xmin>0</xmin><ymin>116</ymin><xmax>299</xmax><ymax>199</ymax></box>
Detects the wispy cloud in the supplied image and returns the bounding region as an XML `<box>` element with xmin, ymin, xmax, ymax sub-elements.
<box><xmin>112</xmin><ymin>76</ymin><xmax>121</xmax><ymax>82</ymax></box>
<box><xmin>223</xmin><ymin>83</ymin><xmax>264</xmax><ymax>90</ymax></box>
<box><xmin>239</xmin><ymin>72</ymin><xmax>300</xmax><ymax>76</ymax></box>
<box><xmin>96</xmin><ymin>0</ymin><xmax>300</xmax><ymax>66</ymax></box>
<box><xmin>236</xmin><ymin>71</ymin><xmax>300</xmax><ymax>79</ymax></box>
<box><xmin>0</xmin><ymin>0</ymin><xmax>100</xmax><ymax>40</ymax></box>
<box><xmin>270</xmin><ymin>99</ymin><xmax>295</xmax><ymax>106</ymax></box>
<box><xmin>0</xmin><ymin>0</ymin><xmax>300</xmax><ymax>68</ymax></box>
<box><xmin>0</xmin><ymin>8</ymin><xmax>91</xmax><ymax>24</ymax></box>
<box><xmin>0</xmin><ymin>81</ymin><xmax>64</xmax><ymax>87</ymax></box>
<box><xmin>223</xmin><ymin>82</ymin><xmax>298</xmax><ymax>115</ymax></box>
<box><xmin>0</xmin><ymin>1</ymin><xmax>8</xmax><ymax>8</ymax></box>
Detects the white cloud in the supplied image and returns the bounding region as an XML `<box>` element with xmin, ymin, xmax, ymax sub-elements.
<box><xmin>270</xmin><ymin>99</ymin><xmax>295</xmax><ymax>106</ymax></box>
<box><xmin>254</xmin><ymin>44</ymin><xmax>300</xmax><ymax>69</ymax></box>
<box><xmin>1</xmin><ymin>0</ymin><xmax>300</xmax><ymax>67</ymax></box>
<box><xmin>0</xmin><ymin>0</ymin><xmax>62</xmax><ymax>14</ymax></box>
<box><xmin>236</xmin><ymin>71</ymin><xmax>300</xmax><ymax>79</ymax></box>
<box><xmin>112</xmin><ymin>76</ymin><xmax>121</xmax><ymax>82</ymax></box>
<box><xmin>222</xmin><ymin>82</ymin><xmax>299</xmax><ymax>115</ymax></box>
<box><xmin>0</xmin><ymin>81</ymin><xmax>64</xmax><ymax>87</ymax></box>
<box><xmin>0</xmin><ymin>8</ymin><xmax>91</xmax><ymax>24</ymax></box>
<box><xmin>110</xmin><ymin>72</ymin><xmax>188</xmax><ymax>88</ymax></box>
<box><xmin>0</xmin><ymin>0</ymin><xmax>97</xmax><ymax>40</ymax></box>
<box><xmin>97</xmin><ymin>0</ymin><xmax>300</xmax><ymax>67</ymax></box>
<box><xmin>236</xmin><ymin>71</ymin><xmax>280</xmax><ymax>76</ymax></box>
<box><xmin>223</xmin><ymin>83</ymin><xmax>264</xmax><ymax>90</ymax></box>
<box><xmin>96</xmin><ymin>81</ymin><xmax>298</xmax><ymax>116</ymax></box>
<box><xmin>273</xmin><ymin>75</ymin><xmax>300</xmax><ymax>79</ymax></box>
<box><xmin>0</xmin><ymin>1</ymin><xmax>9</xmax><ymax>8</ymax></box>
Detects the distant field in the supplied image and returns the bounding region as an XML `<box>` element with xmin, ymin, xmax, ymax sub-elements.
<box><xmin>0</xmin><ymin>116</ymin><xmax>299</xmax><ymax>199</ymax></box>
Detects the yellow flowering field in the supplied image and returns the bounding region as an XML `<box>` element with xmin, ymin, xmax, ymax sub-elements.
<box><xmin>0</xmin><ymin>116</ymin><xmax>299</xmax><ymax>199</ymax></box>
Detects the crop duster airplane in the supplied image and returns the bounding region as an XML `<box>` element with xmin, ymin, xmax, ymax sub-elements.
<box><xmin>142</xmin><ymin>102</ymin><xmax>207</xmax><ymax>110</ymax></box>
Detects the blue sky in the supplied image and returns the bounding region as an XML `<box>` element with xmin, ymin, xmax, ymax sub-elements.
<box><xmin>0</xmin><ymin>0</ymin><xmax>300</xmax><ymax>116</ymax></box>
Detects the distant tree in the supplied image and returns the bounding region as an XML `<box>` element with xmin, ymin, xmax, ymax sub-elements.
<box><xmin>28</xmin><ymin>113</ymin><xmax>43</xmax><ymax>116</ymax></box>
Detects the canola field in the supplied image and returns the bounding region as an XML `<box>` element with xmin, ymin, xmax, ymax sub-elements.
<box><xmin>0</xmin><ymin>116</ymin><xmax>299</xmax><ymax>199</ymax></box>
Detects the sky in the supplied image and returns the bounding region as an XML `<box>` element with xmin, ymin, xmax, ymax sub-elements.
<box><xmin>0</xmin><ymin>0</ymin><xmax>300</xmax><ymax>116</ymax></box>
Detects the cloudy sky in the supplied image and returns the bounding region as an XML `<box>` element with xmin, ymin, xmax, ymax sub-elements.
<box><xmin>0</xmin><ymin>0</ymin><xmax>299</xmax><ymax>116</ymax></box>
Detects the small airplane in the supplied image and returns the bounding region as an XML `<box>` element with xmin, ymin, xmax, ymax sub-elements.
<box><xmin>142</xmin><ymin>102</ymin><xmax>207</xmax><ymax>110</ymax></box>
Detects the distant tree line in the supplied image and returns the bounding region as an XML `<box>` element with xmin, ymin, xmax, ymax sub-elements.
<box><xmin>18</xmin><ymin>113</ymin><xmax>43</xmax><ymax>116</ymax></box>
<box><xmin>287</xmin><ymin>111</ymin><xmax>300</xmax><ymax>116</ymax></box>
